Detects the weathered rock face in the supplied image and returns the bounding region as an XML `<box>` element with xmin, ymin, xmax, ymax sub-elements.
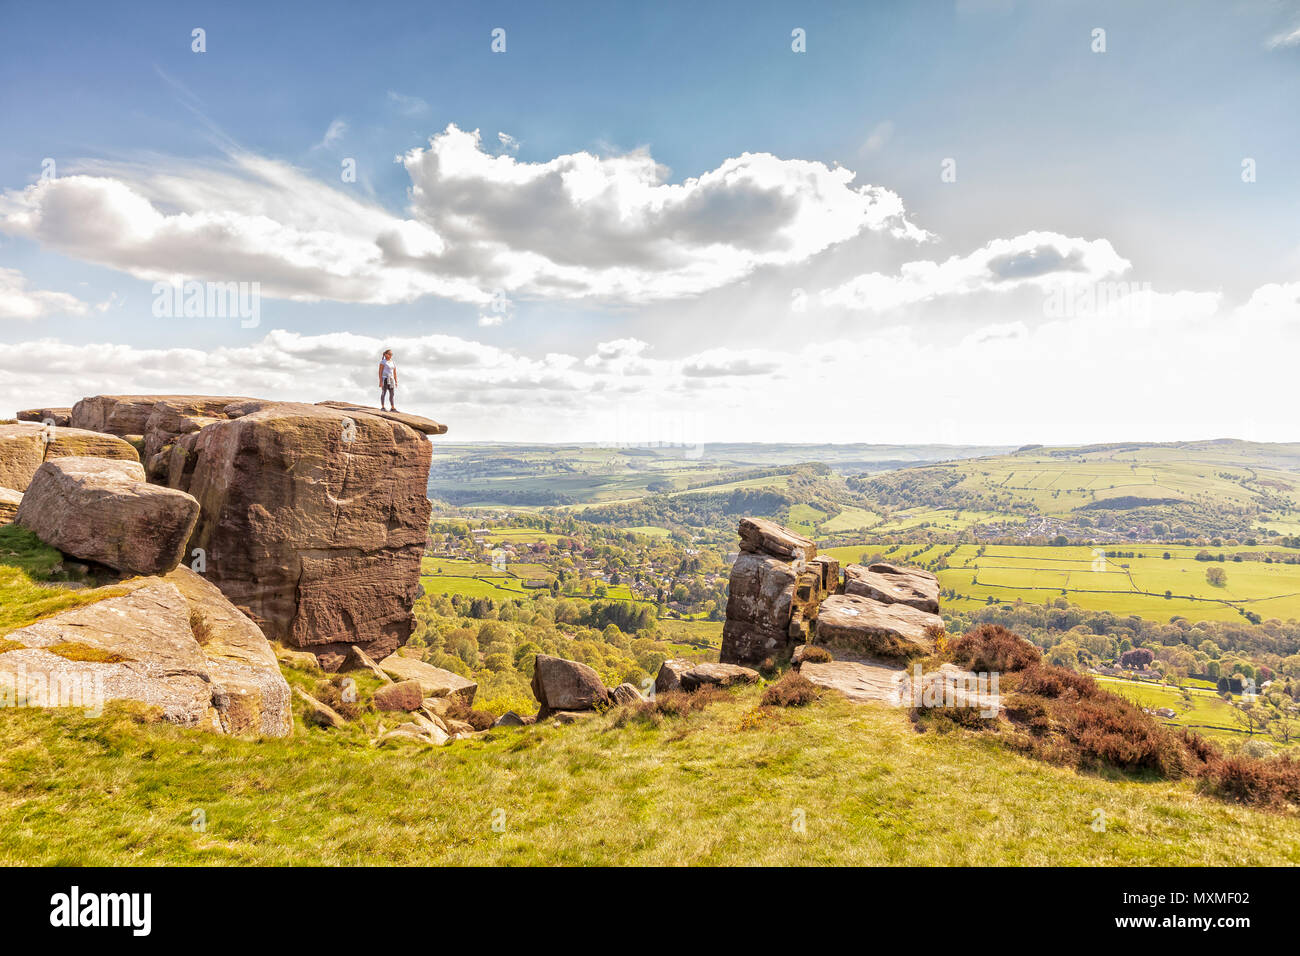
<box><xmin>17</xmin><ymin>408</ymin><xmax>72</xmax><ymax>427</ymax></box>
<box><xmin>720</xmin><ymin>519</ymin><xmax>825</xmax><ymax>666</ymax></box>
<box><xmin>17</xmin><ymin>457</ymin><xmax>199</xmax><ymax>575</ymax></box>
<box><xmin>0</xmin><ymin>576</ymin><xmax>291</xmax><ymax>735</ymax></box>
<box><xmin>678</xmin><ymin>662</ymin><xmax>760</xmax><ymax>691</ymax></box>
<box><xmin>531</xmin><ymin>654</ymin><xmax>608</xmax><ymax>716</ymax></box>
<box><xmin>163</xmin><ymin>401</ymin><xmax>436</xmax><ymax>664</ymax></box>
<box><xmin>738</xmin><ymin>517</ymin><xmax>815</xmax><ymax>560</ymax></box>
<box><xmin>816</xmin><ymin>593</ymin><xmax>941</xmax><ymax>659</ymax></box>
<box><xmin>70</xmin><ymin>395</ymin><xmax>252</xmax><ymax>438</ymax></box>
<box><xmin>0</xmin><ymin>422</ymin><xmax>139</xmax><ymax>492</ymax></box>
<box><xmin>0</xmin><ymin>487</ymin><xmax>20</xmax><ymax>524</ymax></box>
<box><xmin>165</xmin><ymin>566</ymin><xmax>292</xmax><ymax>736</ymax></box>
<box><xmin>843</xmin><ymin>562</ymin><xmax>940</xmax><ymax>614</ymax></box>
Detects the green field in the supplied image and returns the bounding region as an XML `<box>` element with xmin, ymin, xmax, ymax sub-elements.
<box><xmin>928</xmin><ymin>544</ymin><xmax>1300</xmax><ymax>623</ymax></box>
<box><xmin>1096</xmin><ymin>677</ymin><xmax>1252</xmax><ymax>744</ymax></box>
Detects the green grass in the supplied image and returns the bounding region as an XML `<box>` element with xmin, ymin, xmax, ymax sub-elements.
<box><xmin>0</xmin><ymin>525</ymin><xmax>119</xmax><ymax>636</ymax></box>
<box><xmin>2</xmin><ymin>687</ymin><xmax>1296</xmax><ymax>865</ymax></box>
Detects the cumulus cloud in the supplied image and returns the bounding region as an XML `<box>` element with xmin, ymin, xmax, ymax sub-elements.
<box><xmin>0</xmin><ymin>267</ymin><xmax>90</xmax><ymax>320</ymax></box>
<box><xmin>819</xmin><ymin>231</ymin><xmax>1130</xmax><ymax>312</ymax></box>
<box><xmin>0</xmin><ymin>125</ymin><xmax>928</xmax><ymax>309</ymax></box>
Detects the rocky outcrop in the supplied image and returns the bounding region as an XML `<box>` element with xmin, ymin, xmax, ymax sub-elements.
<box><xmin>0</xmin><ymin>422</ymin><xmax>139</xmax><ymax>492</ymax></box>
<box><xmin>843</xmin><ymin>562</ymin><xmax>940</xmax><ymax>614</ymax></box>
<box><xmin>17</xmin><ymin>407</ymin><xmax>72</xmax><ymax>427</ymax></box>
<box><xmin>17</xmin><ymin>458</ymin><xmax>199</xmax><ymax>575</ymax></box>
<box><xmin>531</xmin><ymin>654</ymin><xmax>608</xmax><ymax>717</ymax></box>
<box><xmin>816</xmin><ymin>593</ymin><xmax>941</xmax><ymax>659</ymax></box>
<box><xmin>0</xmin><ymin>575</ymin><xmax>291</xmax><ymax>735</ymax></box>
<box><xmin>720</xmin><ymin>519</ymin><xmax>826</xmax><ymax>666</ymax></box>
<box><xmin>70</xmin><ymin>395</ymin><xmax>252</xmax><ymax>438</ymax></box>
<box><xmin>610</xmin><ymin>682</ymin><xmax>645</xmax><ymax>705</ymax></box>
<box><xmin>720</xmin><ymin>516</ymin><xmax>946</xmax><ymax>669</ymax></box>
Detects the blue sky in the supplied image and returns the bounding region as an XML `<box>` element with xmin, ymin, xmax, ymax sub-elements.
<box><xmin>2</xmin><ymin>0</ymin><xmax>1299</xmax><ymax>443</ymax></box>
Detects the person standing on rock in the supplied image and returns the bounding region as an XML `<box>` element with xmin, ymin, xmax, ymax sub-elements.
<box><xmin>379</xmin><ymin>349</ymin><xmax>398</xmax><ymax>411</ymax></box>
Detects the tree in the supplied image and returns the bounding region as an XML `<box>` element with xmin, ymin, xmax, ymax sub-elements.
<box><xmin>1205</xmin><ymin>566</ymin><xmax>1227</xmax><ymax>588</ymax></box>
<box><xmin>1120</xmin><ymin>648</ymin><xmax>1154</xmax><ymax>669</ymax></box>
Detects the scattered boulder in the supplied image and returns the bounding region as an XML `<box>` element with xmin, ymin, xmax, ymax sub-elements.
<box><xmin>679</xmin><ymin>662</ymin><xmax>761</xmax><ymax>691</ymax></box>
<box><xmin>610</xmin><ymin>682</ymin><xmax>645</xmax><ymax>706</ymax></box>
<box><xmin>550</xmin><ymin>710</ymin><xmax>598</xmax><ymax>725</ymax></box>
<box><xmin>275</xmin><ymin>646</ymin><xmax>322</xmax><ymax>672</ymax></box>
<box><xmin>531</xmin><ymin>654</ymin><xmax>608</xmax><ymax>716</ymax></box>
<box><xmin>16</xmin><ymin>457</ymin><xmax>199</xmax><ymax>575</ymax></box>
<box><xmin>373</xmin><ymin>679</ymin><xmax>424</xmax><ymax>712</ymax></box>
<box><xmin>799</xmin><ymin>657</ymin><xmax>910</xmax><ymax>705</ymax></box>
<box><xmin>908</xmin><ymin>663</ymin><xmax>1003</xmax><ymax>716</ymax></box>
<box><xmin>376</xmin><ymin>722</ymin><xmax>447</xmax><ymax>747</ymax></box>
<box><xmin>816</xmin><ymin>593</ymin><xmax>942</xmax><ymax>659</ymax></box>
<box><xmin>295</xmin><ymin>686</ymin><xmax>346</xmax><ymax>728</ymax></box>
<box><xmin>843</xmin><ymin>562</ymin><xmax>940</xmax><ymax>614</ymax></box>
<box><xmin>654</xmin><ymin>658</ymin><xmax>694</xmax><ymax>695</ymax></box>
<box><xmin>0</xmin><ymin>487</ymin><xmax>20</xmax><ymax>524</ymax></box>
<box><xmin>493</xmin><ymin>710</ymin><xmax>533</xmax><ymax>727</ymax></box>
<box><xmin>346</xmin><ymin>644</ymin><xmax>393</xmax><ymax>683</ymax></box>
<box><xmin>378</xmin><ymin>654</ymin><xmax>477</xmax><ymax>704</ymax></box>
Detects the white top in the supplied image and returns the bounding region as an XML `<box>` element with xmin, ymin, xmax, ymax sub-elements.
<box><xmin>380</xmin><ymin>358</ymin><xmax>396</xmax><ymax>383</ymax></box>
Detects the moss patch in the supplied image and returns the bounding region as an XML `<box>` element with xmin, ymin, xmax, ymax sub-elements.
<box><xmin>45</xmin><ymin>641</ymin><xmax>130</xmax><ymax>664</ymax></box>
<box><xmin>0</xmin><ymin>639</ymin><xmax>25</xmax><ymax>655</ymax></box>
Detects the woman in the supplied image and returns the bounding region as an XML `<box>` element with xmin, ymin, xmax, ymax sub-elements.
<box><xmin>379</xmin><ymin>349</ymin><xmax>398</xmax><ymax>411</ymax></box>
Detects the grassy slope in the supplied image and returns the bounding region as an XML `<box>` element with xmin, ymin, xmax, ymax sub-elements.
<box><xmin>1</xmin><ymin>688</ymin><xmax>1296</xmax><ymax>865</ymax></box>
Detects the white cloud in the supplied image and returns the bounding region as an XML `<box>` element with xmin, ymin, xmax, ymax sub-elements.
<box><xmin>387</xmin><ymin>91</ymin><xmax>430</xmax><ymax>115</ymax></box>
<box><xmin>860</xmin><ymin>120</ymin><xmax>894</xmax><ymax>155</ymax></box>
<box><xmin>497</xmin><ymin>132</ymin><xmax>520</xmax><ymax>153</ymax></box>
<box><xmin>1266</xmin><ymin>25</ymin><xmax>1300</xmax><ymax>49</ymax></box>
<box><xmin>819</xmin><ymin>231</ymin><xmax>1130</xmax><ymax>312</ymax></box>
<box><xmin>0</xmin><ymin>267</ymin><xmax>90</xmax><ymax>320</ymax></box>
<box><xmin>0</xmin><ymin>126</ymin><xmax>929</xmax><ymax>309</ymax></box>
<box><xmin>313</xmin><ymin>118</ymin><xmax>347</xmax><ymax>150</ymax></box>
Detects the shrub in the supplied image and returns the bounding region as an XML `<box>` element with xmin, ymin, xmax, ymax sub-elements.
<box><xmin>1016</xmin><ymin>663</ymin><xmax>1097</xmax><ymax>700</ymax></box>
<box><xmin>948</xmin><ymin>624</ymin><xmax>1040</xmax><ymax>674</ymax></box>
<box><xmin>1063</xmin><ymin>697</ymin><xmax>1191</xmax><ymax>777</ymax></box>
<box><xmin>761</xmin><ymin>671</ymin><xmax>819</xmax><ymax>707</ymax></box>
<box><xmin>314</xmin><ymin>678</ymin><xmax>360</xmax><ymax>721</ymax></box>
<box><xmin>1202</xmin><ymin>754</ymin><xmax>1300</xmax><ymax>808</ymax></box>
<box><xmin>800</xmin><ymin>645</ymin><xmax>833</xmax><ymax>664</ymax></box>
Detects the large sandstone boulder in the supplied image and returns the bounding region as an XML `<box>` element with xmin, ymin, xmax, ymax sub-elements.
<box><xmin>16</xmin><ymin>457</ymin><xmax>199</xmax><ymax>575</ymax></box>
<box><xmin>173</xmin><ymin>402</ymin><xmax>434</xmax><ymax>663</ymax></box>
<box><xmin>815</xmin><ymin>593</ymin><xmax>942</xmax><ymax>659</ymax></box>
<box><xmin>798</xmin><ymin>657</ymin><xmax>910</xmax><ymax>704</ymax></box>
<box><xmin>0</xmin><ymin>576</ymin><xmax>288</xmax><ymax>734</ymax></box>
<box><xmin>0</xmin><ymin>422</ymin><xmax>138</xmax><ymax>492</ymax></box>
<box><xmin>378</xmin><ymin>653</ymin><xmax>477</xmax><ymax>703</ymax></box>
<box><xmin>843</xmin><ymin>562</ymin><xmax>940</xmax><ymax>614</ymax></box>
<box><xmin>164</xmin><ymin>566</ymin><xmax>292</xmax><ymax>736</ymax></box>
<box><xmin>720</xmin><ymin>518</ymin><xmax>825</xmax><ymax>666</ymax></box>
<box><xmin>0</xmin><ymin>487</ymin><xmax>20</xmax><ymax>524</ymax></box>
<box><xmin>531</xmin><ymin>654</ymin><xmax>608</xmax><ymax>716</ymax></box>
<box><xmin>315</xmin><ymin>402</ymin><xmax>448</xmax><ymax>436</ymax></box>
